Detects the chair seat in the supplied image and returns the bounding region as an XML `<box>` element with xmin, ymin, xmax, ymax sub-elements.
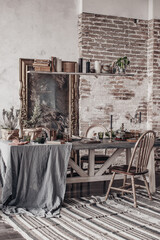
<box><xmin>155</xmin><ymin>158</ymin><xmax>160</xmax><ymax>161</ymax></box>
<box><xmin>106</xmin><ymin>131</ymin><xmax>155</xmax><ymax>208</ymax></box>
<box><xmin>81</xmin><ymin>154</ymin><xmax>109</xmax><ymax>164</ymax></box>
<box><xmin>110</xmin><ymin>164</ymin><xmax>148</xmax><ymax>175</ymax></box>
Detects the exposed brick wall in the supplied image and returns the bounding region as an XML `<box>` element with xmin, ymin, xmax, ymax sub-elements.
<box><xmin>78</xmin><ymin>13</ymin><xmax>148</xmax><ymax>76</ymax></box>
<box><xmin>79</xmin><ymin>75</ymin><xmax>148</xmax><ymax>137</ymax></box>
<box><xmin>78</xmin><ymin>13</ymin><xmax>160</xmax><ymax>137</ymax></box>
<box><xmin>147</xmin><ymin>19</ymin><xmax>154</xmax><ymax>131</ymax></box>
<box><xmin>151</xmin><ymin>19</ymin><xmax>160</xmax><ymax>135</ymax></box>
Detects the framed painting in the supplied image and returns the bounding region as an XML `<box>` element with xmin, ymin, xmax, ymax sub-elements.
<box><xmin>19</xmin><ymin>58</ymin><xmax>79</xmax><ymax>137</ymax></box>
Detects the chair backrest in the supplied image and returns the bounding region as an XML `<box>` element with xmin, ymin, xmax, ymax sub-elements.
<box><xmin>128</xmin><ymin>130</ymin><xmax>156</xmax><ymax>173</ymax></box>
<box><xmin>155</xmin><ymin>148</ymin><xmax>160</xmax><ymax>160</ymax></box>
<box><xmin>86</xmin><ymin>125</ymin><xmax>107</xmax><ymax>138</ymax></box>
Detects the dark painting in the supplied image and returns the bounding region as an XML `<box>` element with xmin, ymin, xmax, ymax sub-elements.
<box><xmin>28</xmin><ymin>74</ymin><xmax>69</xmax><ymax>133</ymax></box>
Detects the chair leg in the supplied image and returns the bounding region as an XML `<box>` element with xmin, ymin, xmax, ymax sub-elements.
<box><xmin>105</xmin><ymin>172</ymin><xmax>116</xmax><ymax>200</ymax></box>
<box><xmin>103</xmin><ymin>181</ymin><xmax>107</xmax><ymax>193</ymax></box>
<box><xmin>108</xmin><ymin>165</ymin><xmax>112</xmax><ymax>174</ymax></box>
<box><xmin>81</xmin><ymin>161</ymin><xmax>83</xmax><ymax>169</ymax></box>
<box><xmin>142</xmin><ymin>175</ymin><xmax>152</xmax><ymax>200</ymax></box>
<box><xmin>131</xmin><ymin>176</ymin><xmax>137</xmax><ymax>208</ymax></box>
<box><xmin>122</xmin><ymin>175</ymin><xmax>127</xmax><ymax>196</ymax></box>
<box><xmin>70</xmin><ymin>167</ymin><xmax>73</xmax><ymax>177</ymax></box>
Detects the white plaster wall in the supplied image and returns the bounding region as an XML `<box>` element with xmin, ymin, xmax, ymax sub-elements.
<box><xmin>148</xmin><ymin>0</ymin><xmax>160</xmax><ymax>20</ymax></box>
<box><xmin>0</xmin><ymin>0</ymin><xmax>79</xmax><ymax>125</ymax></box>
<box><xmin>152</xmin><ymin>0</ymin><xmax>160</xmax><ymax>19</ymax></box>
<box><xmin>0</xmin><ymin>0</ymin><xmax>160</xmax><ymax>130</ymax></box>
<box><xmin>148</xmin><ymin>0</ymin><xmax>154</xmax><ymax>19</ymax></box>
<box><xmin>77</xmin><ymin>0</ymin><xmax>83</xmax><ymax>14</ymax></box>
<box><xmin>82</xmin><ymin>0</ymin><xmax>149</xmax><ymax>20</ymax></box>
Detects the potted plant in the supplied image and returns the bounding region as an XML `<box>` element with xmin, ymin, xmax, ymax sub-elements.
<box><xmin>116</xmin><ymin>56</ymin><xmax>130</xmax><ymax>73</ymax></box>
<box><xmin>105</xmin><ymin>130</ymin><xmax>116</xmax><ymax>138</ymax></box>
<box><xmin>1</xmin><ymin>107</ymin><xmax>20</xmax><ymax>140</ymax></box>
<box><xmin>23</xmin><ymin>99</ymin><xmax>43</xmax><ymax>141</ymax></box>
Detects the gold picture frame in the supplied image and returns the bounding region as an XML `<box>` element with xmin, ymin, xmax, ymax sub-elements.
<box><xmin>19</xmin><ymin>58</ymin><xmax>79</xmax><ymax>137</ymax></box>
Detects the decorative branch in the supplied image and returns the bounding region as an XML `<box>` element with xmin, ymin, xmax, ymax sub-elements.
<box><xmin>1</xmin><ymin>107</ymin><xmax>20</xmax><ymax>130</ymax></box>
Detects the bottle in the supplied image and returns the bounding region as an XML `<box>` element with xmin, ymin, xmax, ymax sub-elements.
<box><xmin>120</xmin><ymin>123</ymin><xmax>125</xmax><ymax>140</ymax></box>
<box><xmin>82</xmin><ymin>59</ymin><xmax>86</xmax><ymax>73</ymax></box>
<box><xmin>78</xmin><ymin>58</ymin><xmax>83</xmax><ymax>73</ymax></box>
<box><xmin>121</xmin><ymin>123</ymin><xmax>124</xmax><ymax>132</ymax></box>
<box><xmin>86</xmin><ymin>60</ymin><xmax>90</xmax><ymax>73</ymax></box>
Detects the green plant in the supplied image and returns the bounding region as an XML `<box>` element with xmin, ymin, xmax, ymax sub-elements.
<box><xmin>1</xmin><ymin>107</ymin><xmax>20</xmax><ymax>130</ymax></box>
<box><xmin>105</xmin><ymin>130</ymin><xmax>116</xmax><ymax>138</ymax></box>
<box><xmin>116</xmin><ymin>56</ymin><xmax>130</xmax><ymax>70</ymax></box>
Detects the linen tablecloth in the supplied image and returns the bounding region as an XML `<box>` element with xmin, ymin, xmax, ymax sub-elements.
<box><xmin>0</xmin><ymin>141</ymin><xmax>72</xmax><ymax>217</ymax></box>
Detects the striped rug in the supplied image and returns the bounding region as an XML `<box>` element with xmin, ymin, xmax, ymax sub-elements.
<box><xmin>1</xmin><ymin>188</ymin><xmax>160</xmax><ymax>240</ymax></box>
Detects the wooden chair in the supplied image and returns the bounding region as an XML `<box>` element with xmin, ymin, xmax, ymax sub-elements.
<box><xmin>155</xmin><ymin>148</ymin><xmax>160</xmax><ymax>171</ymax></box>
<box><xmin>105</xmin><ymin>130</ymin><xmax>156</xmax><ymax>208</ymax></box>
<box><xmin>81</xmin><ymin>125</ymin><xmax>109</xmax><ymax>169</ymax></box>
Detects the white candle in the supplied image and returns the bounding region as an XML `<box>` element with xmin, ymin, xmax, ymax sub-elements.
<box><xmin>95</xmin><ymin>61</ymin><xmax>101</xmax><ymax>73</ymax></box>
<box><xmin>57</xmin><ymin>58</ymin><xmax>62</xmax><ymax>72</ymax></box>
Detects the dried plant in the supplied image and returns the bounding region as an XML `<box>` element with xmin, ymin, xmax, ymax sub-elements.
<box><xmin>24</xmin><ymin>99</ymin><xmax>42</xmax><ymax>128</ymax></box>
<box><xmin>1</xmin><ymin>107</ymin><xmax>20</xmax><ymax>130</ymax></box>
<box><xmin>40</xmin><ymin>104</ymin><xmax>69</xmax><ymax>133</ymax></box>
<box><xmin>24</xmin><ymin>98</ymin><xmax>68</xmax><ymax>133</ymax></box>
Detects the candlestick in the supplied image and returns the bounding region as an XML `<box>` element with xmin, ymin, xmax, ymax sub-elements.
<box><xmin>109</xmin><ymin>115</ymin><xmax>113</xmax><ymax>142</ymax></box>
<box><xmin>109</xmin><ymin>128</ymin><xmax>113</xmax><ymax>142</ymax></box>
<box><xmin>139</xmin><ymin>112</ymin><xmax>141</xmax><ymax>123</ymax></box>
<box><xmin>110</xmin><ymin>115</ymin><xmax>113</xmax><ymax>129</ymax></box>
<box><xmin>18</xmin><ymin>115</ymin><xmax>23</xmax><ymax>139</ymax></box>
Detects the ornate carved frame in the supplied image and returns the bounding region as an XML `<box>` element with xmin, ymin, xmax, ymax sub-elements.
<box><xmin>19</xmin><ymin>58</ymin><xmax>79</xmax><ymax>136</ymax></box>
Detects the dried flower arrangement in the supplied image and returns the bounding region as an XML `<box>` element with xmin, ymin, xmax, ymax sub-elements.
<box><xmin>41</xmin><ymin>104</ymin><xmax>69</xmax><ymax>137</ymax></box>
<box><xmin>1</xmin><ymin>107</ymin><xmax>20</xmax><ymax>140</ymax></box>
<box><xmin>23</xmin><ymin>98</ymin><xmax>68</xmax><ymax>141</ymax></box>
<box><xmin>25</xmin><ymin>98</ymin><xmax>68</xmax><ymax>132</ymax></box>
<box><xmin>24</xmin><ymin>99</ymin><xmax>42</xmax><ymax>128</ymax></box>
<box><xmin>1</xmin><ymin>106</ymin><xmax>20</xmax><ymax>130</ymax></box>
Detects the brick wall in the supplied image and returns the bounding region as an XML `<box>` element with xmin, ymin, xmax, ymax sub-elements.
<box><xmin>147</xmin><ymin>19</ymin><xmax>154</xmax><ymax>131</ymax></box>
<box><xmin>79</xmin><ymin>13</ymin><xmax>148</xmax><ymax>76</ymax></box>
<box><xmin>151</xmin><ymin>20</ymin><xmax>160</xmax><ymax>134</ymax></box>
<box><xmin>78</xmin><ymin>13</ymin><xmax>160</xmax><ymax>137</ymax></box>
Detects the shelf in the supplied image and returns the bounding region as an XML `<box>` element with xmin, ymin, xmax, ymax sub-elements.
<box><xmin>27</xmin><ymin>71</ymin><xmax>134</xmax><ymax>76</ymax></box>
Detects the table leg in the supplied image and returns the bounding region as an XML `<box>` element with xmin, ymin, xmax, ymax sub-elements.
<box><xmin>148</xmin><ymin>148</ymin><xmax>156</xmax><ymax>193</ymax></box>
<box><xmin>88</xmin><ymin>149</ymin><xmax>95</xmax><ymax>177</ymax></box>
<box><xmin>126</xmin><ymin>148</ymin><xmax>131</xmax><ymax>165</ymax></box>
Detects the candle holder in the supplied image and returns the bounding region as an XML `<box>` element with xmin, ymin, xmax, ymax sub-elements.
<box><xmin>98</xmin><ymin>132</ymin><xmax>104</xmax><ymax>140</ymax></box>
<box><xmin>129</xmin><ymin>112</ymin><xmax>142</xmax><ymax>135</ymax></box>
<box><xmin>109</xmin><ymin>128</ymin><xmax>113</xmax><ymax>142</ymax></box>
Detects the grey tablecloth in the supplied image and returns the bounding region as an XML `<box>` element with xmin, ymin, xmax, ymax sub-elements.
<box><xmin>0</xmin><ymin>141</ymin><xmax>72</xmax><ymax>217</ymax></box>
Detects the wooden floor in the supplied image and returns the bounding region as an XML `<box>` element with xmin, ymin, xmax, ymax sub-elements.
<box><xmin>0</xmin><ymin>172</ymin><xmax>160</xmax><ymax>240</ymax></box>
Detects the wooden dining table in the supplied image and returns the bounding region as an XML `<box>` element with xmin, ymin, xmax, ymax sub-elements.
<box><xmin>67</xmin><ymin>139</ymin><xmax>160</xmax><ymax>193</ymax></box>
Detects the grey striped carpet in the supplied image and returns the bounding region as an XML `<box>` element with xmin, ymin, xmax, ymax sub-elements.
<box><xmin>1</xmin><ymin>188</ymin><xmax>160</xmax><ymax>240</ymax></box>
